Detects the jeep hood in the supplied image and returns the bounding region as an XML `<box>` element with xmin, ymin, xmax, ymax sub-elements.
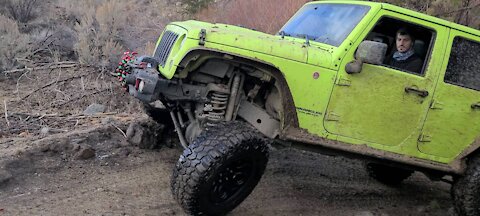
<box><xmin>169</xmin><ymin>20</ymin><xmax>333</xmax><ymax>67</ymax></box>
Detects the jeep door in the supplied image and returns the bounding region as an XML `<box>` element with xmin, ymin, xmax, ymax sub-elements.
<box><xmin>324</xmin><ymin>12</ymin><xmax>448</xmax><ymax>147</ymax></box>
<box><xmin>419</xmin><ymin>30</ymin><xmax>480</xmax><ymax>160</ymax></box>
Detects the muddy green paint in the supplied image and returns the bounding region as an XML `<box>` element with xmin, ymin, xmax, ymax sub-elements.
<box><xmin>419</xmin><ymin>30</ymin><xmax>480</xmax><ymax>158</ymax></box>
<box><xmin>152</xmin><ymin>1</ymin><xmax>480</xmax><ymax>165</ymax></box>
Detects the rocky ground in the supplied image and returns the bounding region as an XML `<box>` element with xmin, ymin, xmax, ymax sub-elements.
<box><xmin>0</xmin><ymin>67</ymin><xmax>454</xmax><ymax>215</ymax></box>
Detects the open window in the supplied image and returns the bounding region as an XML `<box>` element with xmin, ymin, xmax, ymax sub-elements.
<box><xmin>364</xmin><ymin>17</ymin><xmax>435</xmax><ymax>76</ymax></box>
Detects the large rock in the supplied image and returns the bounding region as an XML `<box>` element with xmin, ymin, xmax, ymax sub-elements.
<box><xmin>74</xmin><ymin>146</ymin><xmax>96</xmax><ymax>160</ymax></box>
<box><xmin>126</xmin><ymin>119</ymin><xmax>165</xmax><ymax>149</ymax></box>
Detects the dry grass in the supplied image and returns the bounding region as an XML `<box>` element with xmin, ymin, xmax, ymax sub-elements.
<box><xmin>0</xmin><ymin>15</ymin><xmax>31</xmax><ymax>71</ymax></box>
<box><xmin>143</xmin><ymin>41</ymin><xmax>157</xmax><ymax>56</ymax></box>
<box><xmin>0</xmin><ymin>0</ymin><xmax>185</xmax><ymax>72</ymax></box>
<box><xmin>181</xmin><ymin>0</ymin><xmax>213</xmax><ymax>14</ymax></box>
<box><xmin>73</xmin><ymin>0</ymin><xmax>126</xmax><ymax>69</ymax></box>
<box><xmin>1</xmin><ymin>0</ymin><xmax>40</xmax><ymax>24</ymax></box>
<box><xmin>196</xmin><ymin>0</ymin><xmax>308</xmax><ymax>34</ymax></box>
<box><xmin>378</xmin><ymin>0</ymin><xmax>480</xmax><ymax>29</ymax></box>
<box><xmin>119</xmin><ymin>0</ymin><xmax>186</xmax><ymax>56</ymax></box>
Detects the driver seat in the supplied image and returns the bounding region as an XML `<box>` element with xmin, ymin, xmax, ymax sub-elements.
<box><xmin>413</xmin><ymin>40</ymin><xmax>427</xmax><ymax>58</ymax></box>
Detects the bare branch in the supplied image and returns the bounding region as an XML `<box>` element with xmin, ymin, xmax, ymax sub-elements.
<box><xmin>50</xmin><ymin>89</ymin><xmax>109</xmax><ymax>108</ymax></box>
<box><xmin>3</xmin><ymin>62</ymin><xmax>79</xmax><ymax>74</ymax></box>
<box><xmin>111</xmin><ymin>123</ymin><xmax>127</xmax><ymax>138</ymax></box>
<box><xmin>20</xmin><ymin>75</ymin><xmax>83</xmax><ymax>100</ymax></box>
<box><xmin>4</xmin><ymin>100</ymin><xmax>10</xmax><ymax>127</ymax></box>
<box><xmin>435</xmin><ymin>2</ymin><xmax>480</xmax><ymax>16</ymax></box>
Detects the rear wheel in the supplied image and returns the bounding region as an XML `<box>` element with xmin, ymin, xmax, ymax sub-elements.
<box><xmin>171</xmin><ymin>121</ymin><xmax>269</xmax><ymax>215</ymax></box>
<box><xmin>366</xmin><ymin>162</ymin><xmax>413</xmax><ymax>186</ymax></box>
<box><xmin>452</xmin><ymin>156</ymin><xmax>480</xmax><ymax>216</ymax></box>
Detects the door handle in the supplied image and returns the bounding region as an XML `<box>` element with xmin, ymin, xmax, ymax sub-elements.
<box><xmin>471</xmin><ymin>103</ymin><xmax>480</xmax><ymax>109</ymax></box>
<box><xmin>405</xmin><ymin>86</ymin><xmax>429</xmax><ymax>97</ymax></box>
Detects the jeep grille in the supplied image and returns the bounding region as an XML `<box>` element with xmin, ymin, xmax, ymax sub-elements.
<box><xmin>154</xmin><ymin>31</ymin><xmax>179</xmax><ymax>67</ymax></box>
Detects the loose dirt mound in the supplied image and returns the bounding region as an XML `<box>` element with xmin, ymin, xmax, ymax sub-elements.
<box><xmin>0</xmin><ymin>119</ymin><xmax>183</xmax><ymax>215</ymax></box>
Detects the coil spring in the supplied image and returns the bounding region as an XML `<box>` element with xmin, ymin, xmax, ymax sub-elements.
<box><xmin>205</xmin><ymin>92</ymin><xmax>229</xmax><ymax>127</ymax></box>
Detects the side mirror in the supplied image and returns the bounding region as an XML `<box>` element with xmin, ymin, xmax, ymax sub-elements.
<box><xmin>345</xmin><ymin>60</ymin><xmax>363</xmax><ymax>74</ymax></box>
<box><xmin>345</xmin><ymin>41</ymin><xmax>388</xmax><ymax>74</ymax></box>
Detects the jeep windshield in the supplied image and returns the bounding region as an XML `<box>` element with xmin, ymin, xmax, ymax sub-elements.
<box><xmin>280</xmin><ymin>4</ymin><xmax>370</xmax><ymax>47</ymax></box>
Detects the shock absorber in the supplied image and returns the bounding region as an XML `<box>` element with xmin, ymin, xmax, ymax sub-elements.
<box><xmin>204</xmin><ymin>91</ymin><xmax>229</xmax><ymax>126</ymax></box>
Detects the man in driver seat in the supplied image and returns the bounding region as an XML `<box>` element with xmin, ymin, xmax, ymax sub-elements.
<box><xmin>384</xmin><ymin>28</ymin><xmax>423</xmax><ymax>74</ymax></box>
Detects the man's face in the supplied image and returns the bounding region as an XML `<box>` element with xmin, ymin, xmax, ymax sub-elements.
<box><xmin>396</xmin><ymin>34</ymin><xmax>413</xmax><ymax>53</ymax></box>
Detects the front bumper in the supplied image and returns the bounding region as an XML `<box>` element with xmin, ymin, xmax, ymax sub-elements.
<box><xmin>125</xmin><ymin>67</ymin><xmax>209</xmax><ymax>104</ymax></box>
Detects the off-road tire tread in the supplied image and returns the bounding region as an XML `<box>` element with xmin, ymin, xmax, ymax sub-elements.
<box><xmin>171</xmin><ymin>121</ymin><xmax>269</xmax><ymax>215</ymax></box>
<box><xmin>452</xmin><ymin>156</ymin><xmax>480</xmax><ymax>216</ymax></box>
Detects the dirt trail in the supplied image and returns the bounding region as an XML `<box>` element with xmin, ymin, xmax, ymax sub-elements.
<box><xmin>0</xmin><ymin>128</ymin><xmax>453</xmax><ymax>216</ymax></box>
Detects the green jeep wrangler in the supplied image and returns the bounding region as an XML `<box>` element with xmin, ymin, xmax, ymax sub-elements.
<box><xmin>118</xmin><ymin>1</ymin><xmax>480</xmax><ymax>215</ymax></box>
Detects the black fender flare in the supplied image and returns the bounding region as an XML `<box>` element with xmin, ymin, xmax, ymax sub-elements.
<box><xmin>177</xmin><ymin>48</ymin><xmax>299</xmax><ymax>130</ymax></box>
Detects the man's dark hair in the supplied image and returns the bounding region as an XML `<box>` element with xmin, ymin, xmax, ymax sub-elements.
<box><xmin>396</xmin><ymin>28</ymin><xmax>415</xmax><ymax>41</ymax></box>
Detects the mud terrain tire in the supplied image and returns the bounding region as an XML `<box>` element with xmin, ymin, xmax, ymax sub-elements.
<box><xmin>366</xmin><ymin>163</ymin><xmax>413</xmax><ymax>186</ymax></box>
<box><xmin>171</xmin><ymin>121</ymin><xmax>269</xmax><ymax>216</ymax></box>
<box><xmin>452</xmin><ymin>156</ymin><xmax>480</xmax><ymax>216</ymax></box>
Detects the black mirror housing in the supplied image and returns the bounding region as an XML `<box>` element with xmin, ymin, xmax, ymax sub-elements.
<box><xmin>356</xmin><ymin>40</ymin><xmax>388</xmax><ymax>64</ymax></box>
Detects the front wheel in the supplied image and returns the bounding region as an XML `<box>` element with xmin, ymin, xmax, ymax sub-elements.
<box><xmin>171</xmin><ymin>121</ymin><xmax>269</xmax><ymax>215</ymax></box>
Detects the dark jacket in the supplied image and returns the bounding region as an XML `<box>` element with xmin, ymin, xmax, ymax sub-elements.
<box><xmin>384</xmin><ymin>53</ymin><xmax>423</xmax><ymax>74</ymax></box>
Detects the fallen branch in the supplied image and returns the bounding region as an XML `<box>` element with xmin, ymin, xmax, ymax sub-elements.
<box><xmin>4</xmin><ymin>100</ymin><xmax>10</xmax><ymax>127</ymax></box>
<box><xmin>38</xmin><ymin>113</ymin><xmax>58</xmax><ymax>120</ymax></box>
<box><xmin>21</xmin><ymin>75</ymin><xmax>84</xmax><ymax>100</ymax></box>
<box><xmin>111</xmin><ymin>123</ymin><xmax>127</xmax><ymax>138</ymax></box>
<box><xmin>15</xmin><ymin>70</ymin><xmax>33</xmax><ymax>95</ymax></box>
<box><xmin>3</xmin><ymin>63</ymin><xmax>78</xmax><ymax>74</ymax></box>
<box><xmin>66</xmin><ymin>112</ymin><xmax>118</xmax><ymax>120</ymax></box>
<box><xmin>9</xmin><ymin>111</ymin><xmax>117</xmax><ymax>119</ymax></box>
<box><xmin>51</xmin><ymin>89</ymin><xmax>110</xmax><ymax>108</ymax></box>
<box><xmin>10</xmin><ymin>112</ymin><xmax>62</xmax><ymax>118</ymax></box>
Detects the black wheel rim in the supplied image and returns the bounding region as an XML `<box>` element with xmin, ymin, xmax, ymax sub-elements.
<box><xmin>209</xmin><ymin>157</ymin><xmax>255</xmax><ymax>205</ymax></box>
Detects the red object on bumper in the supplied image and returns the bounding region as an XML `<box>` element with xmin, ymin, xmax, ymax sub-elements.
<box><xmin>135</xmin><ymin>79</ymin><xmax>141</xmax><ymax>90</ymax></box>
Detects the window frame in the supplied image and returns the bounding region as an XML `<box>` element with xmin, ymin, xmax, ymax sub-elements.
<box><xmin>361</xmin><ymin>15</ymin><xmax>438</xmax><ymax>77</ymax></box>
